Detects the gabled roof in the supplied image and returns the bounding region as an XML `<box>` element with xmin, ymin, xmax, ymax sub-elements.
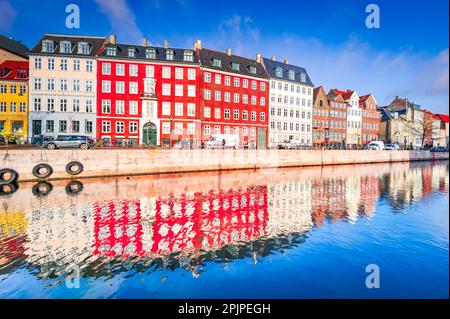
<box><xmin>388</xmin><ymin>96</ymin><xmax>420</xmax><ymax>111</ymax></box>
<box><xmin>0</xmin><ymin>60</ymin><xmax>28</xmax><ymax>81</ymax></box>
<box><xmin>330</xmin><ymin>89</ymin><xmax>354</xmax><ymax>100</ymax></box>
<box><xmin>98</xmin><ymin>42</ymin><xmax>200</xmax><ymax>64</ymax></box>
<box><xmin>30</xmin><ymin>34</ymin><xmax>107</xmax><ymax>57</ymax></box>
<box><xmin>199</xmin><ymin>48</ymin><xmax>268</xmax><ymax>79</ymax></box>
<box><xmin>0</xmin><ymin>34</ymin><xmax>29</xmax><ymax>59</ymax></box>
<box><xmin>436</xmin><ymin>114</ymin><xmax>449</xmax><ymax>123</ymax></box>
<box><xmin>262</xmin><ymin>57</ymin><xmax>313</xmax><ymax>86</ymax></box>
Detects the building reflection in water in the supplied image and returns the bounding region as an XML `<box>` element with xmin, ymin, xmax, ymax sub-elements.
<box><xmin>0</xmin><ymin>161</ymin><xmax>448</xmax><ymax>279</ymax></box>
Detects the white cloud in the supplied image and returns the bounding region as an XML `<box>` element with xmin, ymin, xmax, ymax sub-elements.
<box><xmin>95</xmin><ymin>0</ymin><xmax>143</xmax><ymax>44</ymax></box>
<box><xmin>196</xmin><ymin>15</ymin><xmax>449</xmax><ymax>114</ymax></box>
<box><xmin>0</xmin><ymin>1</ymin><xmax>16</xmax><ymax>32</ymax></box>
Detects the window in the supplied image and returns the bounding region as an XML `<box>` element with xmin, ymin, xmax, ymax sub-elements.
<box><xmin>129</xmin><ymin>122</ymin><xmax>138</xmax><ymax>134</ymax></box>
<box><xmin>59</xmin><ymin>120</ymin><xmax>67</xmax><ymax>133</ymax></box>
<box><xmin>260</xmin><ymin>82</ymin><xmax>266</xmax><ymax>91</ymax></box>
<box><xmin>48</xmin><ymin>58</ymin><xmax>54</xmax><ymax>70</ymax></box>
<box><xmin>175</xmin><ymin>103</ymin><xmax>183</xmax><ymax>116</ymax></box>
<box><xmin>116</xmin><ymin>121</ymin><xmax>125</xmax><ymax>133</ymax></box>
<box><xmin>47</xmin><ymin>78</ymin><xmax>55</xmax><ymax>91</ymax></box>
<box><xmin>72</xmin><ymin>99</ymin><xmax>80</xmax><ymax>112</ymax></box>
<box><xmin>162</xmin><ymin>122</ymin><xmax>171</xmax><ymax>134</ymax></box>
<box><xmin>34</xmin><ymin>57</ymin><xmax>41</xmax><ymax>70</ymax></box>
<box><xmin>102</xmin><ymin>100</ymin><xmax>111</xmax><ymax>114</ymax></box>
<box><xmin>204</xmin><ymin>72</ymin><xmax>211</xmax><ymax>82</ymax></box>
<box><xmin>212</xmin><ymin>58</ymin><xmax>222</xmax><ymax>67</ymax></box>
<box><xmin>129</xmin><ymin>82</ymin><xmax>138</xmax><ymax>94</ymax></box>
<box><xmin>116</xmin><ymin>100</ymin><xmax>125</xmax><ymax>114</ymax></box>
<box><xmin>234</xmin><ymin>78</ymin><xmax>240</xmax><ymax>87</ymax></box>
<box><xmin>128</xmin><ymin>48</ymin><xmax>136</xmax><ymax>57</ymax></box>
<box><xmin>300</xmin><ymin>72</ymin><xmax>306</xmax><ymax>82</ymax></box>
<box><xmin>146</xmin><ymin>48</ymin><xmax>156</xmax><ymax>59</ymax></box>
<box><xmin>129</xmin><ymin>101</ymin><xmax>138</xmax><ymax>115</ymax></box>
<box><xmin>162</xmin><ymin>67</ymin><xmax>171</xmax><ymax>79</ymax></box>
<box><xmin>0</xmin><ymin>102</ymin><xmax>5</xmax><ymax>112</ymax></box>
<box><xmin>42</xmin><ymin>40</ymin><xmax>54</xmax><ymax>52</ymax></box>
<box><xmin>175</xmin><ymin>68</ymin><xmax>184</xmax><ymax>79</ymax></box>
<box><xmin>174</xmin><ymin>123</ymin><xmax>183</xmax><ymax>134</ymax></box>
<box><xmin>102</xmin><ymin>121</ymin><xmax>111</xmax><ymax>133</ymax></box>
<box><xmin>33</xmin><ymin>98</ymin><xmax>41</xmax><ymax>111</ymax></box>
<box><xmin>251</xmin><ymin>96</ymin><xmax>256</xmax><ymax>105</ymax></box>
<box><xmin>242</xmin><ymin>127</ymin><xmax>248</xmax><ymax>136</ymax></box>
<box><xmin>175</xmin><ymin>84</ymin><xmax>183</xmax><ymax>96</ymax></box>
<box><xmin>215</xmin><ymin>74</ymin><xmax>221</xmax><ymax>84</ymax></box>
<box><xmin>275</xmin><ymin>67</ymin><xmax>282</xmax><ymax>77</ymax></box>
<box><xmin>106</xmin><ymin>46</ymin><xmax>117</xmax><ymax>56</ymax></box>
<box><xmin>224</xmin><ymin>92</ymin><xmax>230</xmax><ymax>102</ymax></box>
<box><xmin>288</xmin><ymin>70</ymin><xmax>295</xmax><ymax>80</ymax></box>
<box><xmin>231</xmin><ymin>62</ymin><xmax>240</xmax><ymax>71</ymax></box>
<box><xmin>166</xmin><ymin>49</ymin><xmax>174</xmax><ymax>60</ymax></box>
<box><xmin>250</xmin><ymin>127</ymin><xmax>256</xmax><ymax>137</ymax></box>
<box><xmin>187</xmin><ymin>85</ymin><xmax>196</xmax><ymax>97</ymax></box>
<box><xmin>73</xmin><ymin>60</ymin><xmax>80</xmax><ymax>71</ymax></box>
<box><xmin>78</xmin><ymin>42</ymin><xmax>90</xmax><ymax>54</ymax></box>
<box><xmin>224</xmin><ymin>109</ymin><xmax>230</xmax><ymax>119</ymax></box>
<box><xmin>249</xmin><ymin>66</ymin><xmax>256</xmax><ymax>74</ymax></box>
<box><xmin>187</xmin><ymin>103</ymin><xmax>196</xmax><ymax>116</ymax></box>
<box><xmin>188</xmin><ymin>68</ymin><xmax>196</xmax><ymax>80</ymax></box>
<box><xmin>46</xmin><ymin>120</ymin><xmax>54</xmax><ymax>133</ymax></box>
<box><xmin>85</xmin><ymin>80</ymin><xmax>93</xmax><ymax>92</ymax></box>
<box><xmin>9</xmin><ymin>102</ymin><xmax>16</xmax><ymax>112</ymax></box>
<box><xmin>162</xmin><ymin>102</ymin><xmax>171</xmax><ymax>115</ymax></box>
<box><xmin>214</xmin><ymin>91</ymin><xmax>221</xmax><ymax>101</ymax></box>
<box><xmin>145</xmin><ymin>65</ymin><xmax>154</xmax><ymax>78</ymax></box>
<box><xmin>86</xmin><ymin>121</ymin><xmax>93</xmax><ymax>134</ymax></box>
<box><xmin>242</xmin><ymin>94</ymin><xmax>248</xmax><ymax>104</ymax></box>
<box><xmin>243</xmin><ymin>79</ymin><xmax>248</xmax><ymax>88</ymax></box>
<box><xmin>129</xmin><ymin>65</ymin><xmax>138</xmax><ymax>77</ymax></box>
<box><xmin>72</xmin><ymin>121</ymin><xmax>80</xmax><ymax>133</ymax></box>
<box><xmin>85</xmin><ymin>100</ymin><xmax>93</xmax><ymax>113</ymax></box>
<box><xmin>214</xmin><ymin>126</ymin><xmax>221</xmax><ymax>134</ymax></box>
<box><xmin>233</xmin><ymin>93</ymin><xmax>239</xmax><ymax>103</ymax></box>
<box><xmin>162</xmin><ymin>84</ymin><xmax>171</xmax><ymax>96</ymax></box>
<box><xmin>183</xmin><ymin>50</ymin><xmax>194</xmax><ymax>62</ymax></box>
<box><xmin>58</xmin><ymin>79</ymin><xmax>66</xmax><ymax>91</ymax></box>
<box><xmin>204</xmin><ymin>107</ymin><xmax>211</xmax><ymax>118</ymax></box>
<box><xmin>204</xmin><ymin>89</ymin><xmax>211</xmax><ymax>100</ymax></box>
<box><xmin>102</xmin><ymin>80</ymin><xmax>111</xmax><ymax>93</ymax></box>
<box><xmin>60</xmin><ymin>59</ymin><xmax>67</xmax><ymax>71</ymax></box>
<box><xmin>260</xmin><ymin>112</ymin><xmax>266</xmax><ymax>122</ymax></box>
<box><xmin>203</xmin><ymin>125</ymin><xmax>210</xmax><ymax>135</ymax></box>
<box><xmin>251</xmin><ymin>111</ymin><xmax>256</xmax><ymax>121</ymax></box>
<box><xmin>233</xmin><ymin>110</ymin><xmax>239</xmax><ymax>120</ymax></box>
<box><xmin>19</xmin><ymin>102</ymin><xmax>26</xmax><ymax>112</ymax></box>
<box><xmin>9</xmin><ymin>85</ymin><xmax>16</xmax><ymax>94</ymax></box>
<box><xmin>116</xmin><ymin>64</ymin><xmax>125</xmax><ymax>76</ymax></box>
<box><xmin>242</xmin><ymin>111</ymin><xmax>248</xmax><ymax>120</ymax></box>
<box><xmin>102</xmin><ymin>63</ymin><xmax>111</xmax><ymax>75</ymax></box>
<box><xmin>187</xmin><ymin>123</ymin><xmax>195</xmax><ymax>134</ymax></box>
<box><xmin>73</xmin><ymin>79</ymin><xmax>80</xmax><ymax>92</ymax></box>
<box><xmin>225</xmin><ymin>76</ymin><xmax>231</xmax><ymax>86</ymax></box>
<box><xmin>116</xmin><ymin>81</ymin><xmax>125</xmax><ymax>94</ymax></box>
<box><xmin>86</xmin><ymin>60</ymin><xmax>93</xmax><ymax>72</ymax></box>
<box><xmin>60</xmin><ymin>99</ymin><xmax>67</xmax><ymax>112</ymax></box>
<box><xmin>214</xmin><ymin>108</ymin><xmax>220</xmax><ymax>119</ymax></box>
<box><xmin>260</xmin><ymin>97</ymin><xmax>266</xmax><ymax>106</ymax></box>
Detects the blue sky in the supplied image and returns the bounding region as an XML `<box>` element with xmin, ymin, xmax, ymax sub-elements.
<box><xmin>0</xmin><ymin>0</ymin><xmax>448</xmax><ymax>113</ymax></box>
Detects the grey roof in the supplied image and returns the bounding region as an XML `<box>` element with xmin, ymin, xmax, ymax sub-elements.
<box><xmin>199</xmin><ymin>48</ymin><xmax>269</xmax><ymax>79</ymax></box>
<box><xmin>262</xmin><ymin>57</ymin><xmax>313</xmax><ymax>86</ymax></box>
<box><xmin>30</xmin><ymin>34</ymin><xmax>107</xmax><ymax>57</ymax></box>
<box><xmin>0</xmin><ymin>34</ymin><xmax>29</xmax><ymax>59</ymax></box>
<box><xmin>97</xmin><ymin>43</ymin><xmax>200</xmax><ymax>64</ymax></box>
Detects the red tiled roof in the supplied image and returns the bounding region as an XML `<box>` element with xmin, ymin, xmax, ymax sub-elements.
<box><xmin>0</xmin><ymin>60</ymin><xmax>28</xmax><ymax>81</ymax></box>
<box><xmin>332</xmin><ymin>88</ymin><xmax>354</xmax><ymax>100</ymax></box>
<box><xmin>436</xmin><ymin>114</ymin><xmax>449</xmax><ymax>123</ymax></box>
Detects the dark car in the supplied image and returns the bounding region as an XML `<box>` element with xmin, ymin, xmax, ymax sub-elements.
<box><xmin>43</xmin><ymin>135</ymin><xmax>94</xmax><ymax>150</ymax></box>
<box><xmin>31</xmin><ymin>135</ymin><xmax>54</xmax><ymax>146</ymax></box>
<box><xmin>430</xmin><ymin>146</ymin><xmax>449</xmax><ymax>153</ymax></box>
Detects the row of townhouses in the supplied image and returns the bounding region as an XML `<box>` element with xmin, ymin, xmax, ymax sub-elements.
<box><xmin>0</xmin><ymin>33</ymin><xmax>448</xmax><ymax>148</ymax></box>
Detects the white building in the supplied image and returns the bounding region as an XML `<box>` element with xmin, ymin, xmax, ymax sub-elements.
<box><xmin>28</xmin><ymin>34</ymin><xmax>106</xmax><ymax>140</ymax></box>
<box><xmin>262</xmin><ymin>57</ymin><xmax>314</xmax><ymax>147</ymax></box>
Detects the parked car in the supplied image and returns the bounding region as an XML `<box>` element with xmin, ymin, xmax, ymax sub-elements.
<box><xmin>367</xmin><ymin>141</ymin><xmax>385</xmax><ymax>150</ymax></box>
<box><xmin>278</xmin><ymin>140</ymin><xmax>303</xmax><ymax>149</ymax></box>
<box><xmin>203</xmin><ymin>134</ymin><xmax>239</xmax><ymax>149</ymax></box>
<box><xmin>430</xmin><ymin>146</ymin><xmax>449</xmax><ymax>153</ymax></box>
<box><xmin>43</xmin><ymin>135</ymin><xmax>94</xmax><ymax>150</ymax></box>
<box><xmin>384</xmin><ymin>143</ymin><xmax>400</xmax><ymax>150</ymax></box>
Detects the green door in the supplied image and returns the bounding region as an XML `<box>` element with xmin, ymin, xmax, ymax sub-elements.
<box><xmin>143</xmin><ymin>122</ymin><xmax>157</xmax><ymax>146</ymax></box>
<box><xmin>257</xmin><ymin>128</ymin><xmax>266</xmax><ymax>150</ymax></box>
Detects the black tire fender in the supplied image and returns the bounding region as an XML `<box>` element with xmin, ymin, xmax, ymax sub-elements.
<box><xmin>0</xmin><ymin>182</ymin><xmax>18</xmax><ymax>196</ymax></box>
<box><xmin>32</xmin><ymin>163</ymin><xmax>53</xmax><ymax>180</ymax></box>
<box><xmin>32</xmin><ymin>181</ymin><xmax>53</xmax><ymax>197</ymax></box>
<box><xmin>0</xmin><ymin>168</ymin><xmax>18</xmax><ymax>184</ymax></box>
<box><xmin>65</xmin><ymin>161</ymin><xmax>84</xmax><ymax>175</ymax></box>
<box><xmin>65</xmin><ymin>180</ymin><xmax>84</xmax><ymax>196</ymax></box>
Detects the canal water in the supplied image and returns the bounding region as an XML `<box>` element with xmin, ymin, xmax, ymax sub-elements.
<box><xmin>0</xmin><ymin>161</ymin><xmax>448</xmax><ymax>299</ymax></box>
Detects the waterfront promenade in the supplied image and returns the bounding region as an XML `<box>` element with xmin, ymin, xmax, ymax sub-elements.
<box><xmin>1</xmin><ymin>149</ymin><xmax>448</xmax><ymax>182</ymax></box>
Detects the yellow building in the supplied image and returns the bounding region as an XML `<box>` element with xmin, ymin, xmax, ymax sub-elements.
<box><xmin>0</xmin><ymin>60</ymin><xmax>29</xmax><ymax>143</ymax></box>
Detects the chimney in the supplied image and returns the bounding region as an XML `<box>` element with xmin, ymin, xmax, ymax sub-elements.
<box><xmin>194</xmin><ymin>39</ymin><xmax>202</xmax><ymax>50</ymax></box>
<box><xmin>284</xmin><ymin>59</ymin><xmax>289</xmax><ymax>64</ymax></box>
<box><xmin>109</xmin><ymin>34</ymin><xmax>116</xmax><ymax>44</ymax></box>
<box><xmin>226</xmin><ymin>48</ymin><xmax>231</xmax><ymax>56</ymax></box>
<box><xmin>143</xmin><ymin>37</ymin><xmax>148</xmax><ymax>47</ymax></box>
<box><xmin>256</xmin><ymin>53</ymin><xmax>261</xmax><ymax>63</ymax></box>
<box><xmin>271</xmin><ymin>55</ymin><xmax>276</xmax><ymax>61</ymax></box>
<box><xmin>164</xmin><ymin>40</ymin><xmax>169</xmax><ymax>48</ymax></box>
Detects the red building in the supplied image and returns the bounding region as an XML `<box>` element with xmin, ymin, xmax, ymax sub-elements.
<box><xmin>198</xmin><ymin>48</ymin><xmax>270</xmax><ymax>148</ymax></box>
<box><xmin>359</xmin><ymin>94</ymin><xmax>380</xmax><ymax>144</ymax></box>
<box><xmin>96</xmin><ymin>36</ymin><xmax>201</xmax><ymax>147</ymax></box>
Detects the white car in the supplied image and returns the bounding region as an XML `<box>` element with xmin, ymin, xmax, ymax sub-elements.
<box><xmin>367</xmin><ymin>141</ymin><xmax>385</xmax><ymax>150</ymax></box>
<box><xmin>203</xmin><ymin>134</ymin><xmax>239</xmax><ymax>149</ymax></box>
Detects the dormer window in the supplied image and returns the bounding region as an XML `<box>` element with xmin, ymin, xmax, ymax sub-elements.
<box><xmin>231</xmin><ymin>62</ymin><xmax>240</xmax><ymax>71</ymax></box>
<box><xmin>146</xmin><ymin>48</ymin><xmax>156</xmax><ymax>59</ymax></box>
<box><xmin>60</xmin><ymin>41</ymin><xmax>72</xmax><ymax>54</ymax></box>
<box><xmin>275</xmin><ymin>67</ymin><xmax>282</xmax><ymax>78</ymax></box>
<box><xmin>128</xmin><ymin>47</ymin><xmax>136</xmax><ymax>57</ymax></box>
<box><xmin>183</xmin><ymin>50</ymin><xmax>194</xmax><ymax>62</ymax></box>
<box><xmin>106</xmin><ymin>46</ymin><xmax>117</xmax><ymax>56</ymax></box>
<box><xmin>166</xmin><ymin>49</ymin><xmax>174</xmax><ymax>60</ymax></box>
<box><xmin>212</xmin><ymin>58</ymin><xmax>222</xmax><ymax>68</ymax></box>
<box><xmin>42</xmin><ymin>40</ymin><xmax>54</xmax><ymax>53</ymax></box>
<box><xmin>78</xmin><ymin>42</ymin><xmax>90</xmax><ymax>54</ymax></box>
<box><xmin>249</xmin><ymin>65</ymin><xmax>257</xmax><ymax>74</ymax></box>
<box><xmin>288</xmin><ymin>70</ymin><xmax>295</xmax><ymax>80</ymax></box>
<box><xmin>300</xmin><ymin>72</ymin><xmax>306</xmax><ymax>82</ymax></box>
